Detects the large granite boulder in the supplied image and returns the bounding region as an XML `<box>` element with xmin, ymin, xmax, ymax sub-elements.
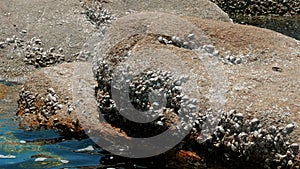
<box><xmin>17</xmin><ymin>12</ymin><xmax>300</xmax><ymax>168</ymax></box>
<box><xmin>94</xmin><ymin>11</ymin><xmax>300</xmax><ymax>167</ymax></box>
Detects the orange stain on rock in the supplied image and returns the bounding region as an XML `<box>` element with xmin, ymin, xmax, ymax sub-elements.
<box><xmin>0</xmin><ymin>84</ymin><xmax>8</xmax><ymax>99</ymax></box>
<box><xmin>176</xmin><ymin>150</ymin><xmax>202</xmax><ymax>161</ymax></box>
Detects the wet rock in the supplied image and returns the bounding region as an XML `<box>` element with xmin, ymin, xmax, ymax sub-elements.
<box><xmin>16</xmin><ymin>62</ymin><xmax>128</xmax><ymax>141</ymax></box>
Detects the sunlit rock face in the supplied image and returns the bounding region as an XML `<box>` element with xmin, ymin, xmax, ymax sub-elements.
<box><xmin>93</xmin><ymin>11</ymin><xmax>300</xmax><ymax>167</ymax></box>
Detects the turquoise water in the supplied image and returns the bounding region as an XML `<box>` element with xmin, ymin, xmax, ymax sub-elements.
<box><xmin>0</xmin><ymin>83</ymin><xmax>101</xmax><ymax>169</ymax></box>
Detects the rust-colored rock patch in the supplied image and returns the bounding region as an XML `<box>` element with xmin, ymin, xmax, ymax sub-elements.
<box><xmin>0</xmin><ymin>84</ymin><xmax>7</xmax><ymax>99</ymax></box>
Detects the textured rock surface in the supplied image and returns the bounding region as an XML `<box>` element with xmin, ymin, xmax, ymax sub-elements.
<box><xmin>17</xmin><ymin>11</ymin><xmax>300</xmax><ymax>168</ymax></box>
<box><xmin>186</xmin><ymin>16</ymin><xmax>300</xmax><ymax>126</ymax></box>
<box><xmin>0</xmin><ymin>0</ymin><xmax>231</xmax><ymax>83</ymax></box>
<box><xmin>92</xmin><ymin>12</ymin><xmax>300</xmax><ymax>168</ymax></box>
<box><xmin>16</xmin><ymin>62</ymin><xmax>128</xmax><ymax>141</ymax></box>
<box><xmin>210</xmin><ymin>0</ymin><xmax>300</xmax><ymax>17</ymax></box>
<box><xmin>0</xmin><ymin>0</ymin><xmax>96</xmax><ymax>82</ymax></box>
<box><xmin>88</xmin><ymin>0</ymin><xmax>231</xmax><ymax>22</ymax></box>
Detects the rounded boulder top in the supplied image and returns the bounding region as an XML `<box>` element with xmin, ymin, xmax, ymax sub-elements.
<box><xmin>100</xmin><ymin>0</ymin><xmax>231</xmax><ymax>22</ymax></box>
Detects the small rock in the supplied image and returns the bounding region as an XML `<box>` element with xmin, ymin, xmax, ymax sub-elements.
<box><xmin>182</xmin><ymin>95</ymin><xmax>189</xmax><ymax>101</ymax></box>
<box><xmin>287</xmin><ymin>160</ymin><xmax>293</xmax><ymax>166</ymax></box>
<box><xmin>35</xmin><ymin>157</ymin><xmax>47</xmax><ymax>162</ymax></box>
<box><xmin>34</xmin><ymin>39</ymin><xmax>42</xmax><ymax>45</ymax></box>
<box><xmin>290</xmin><ymin>143</ymin><xmax>299</xmax><ymax>154</ymax></box>
<box><xmin>217</xmin><ymin>125</ymin><xmax>225</xmax><ymax>134</ymax></box>
<box><xmin>253</xmin><ymin>130</ymin><xmax>260</xmax><ymax>138</ymax></box>
<box><xmin>175</xmin><ymin>80</ymin><xmax>182</xmax><ymax>86</ymax></box>
<box><xmin>234</xmin><ymin>123</ymin><xmax>241</xmax><ymax>132</ymax></box>
<box><xmin>187</xmin><ymin>104</ymin><xmax>197</xmax><ymax>110</ymax></box>
<box><xmin>285</xmin><ymin>123</ymin><xmax>295</xmax><ymax>134</ymax></box>
<box><xmin>60</xmin><ymin>160</ymin><xmax>69</xmax><ymax>164</ymax></box>
<box><xmin>6</xmin><ymin>38</ymin><xmax>14</xmax><ymax>43</ymax></box>
<box><xmin>156</xmin><ymin>121</ymin><xmax>164</xmax><ymax>126</ymax></box>
<box><xmin>234</xmin><ymin>113</ymin><xmax>244</xmax><ymax>122</ymax></box>
<box><xmin>187</xmin><ymin>33</ymin><xmax>195</xmax><ymax>39</ymax></box>
<box><xmin>21</xmin><ymin>29</ymin><xmax>27</xmax><ymax>34</ymax></box>
<box><xmin>231</xmin><ymin>144</ymin><xmax>237</xmax><ymax>152</ymax></box>
<box><xmin>171</xmin><ymin>36</ymin><xmax>182</xmax><ymax>47</ymax></box>
<box><xmin>238</xmin><ymin>132</ymin><xmax>248</xmax><ymax>141</ymax></box>
<box><xmin>229</xmin><ymin>56</ymin><xmax>236</xmax><ymax>63</ymax></box>
<box><xmin>225</xmin><ymin>55</ymin><xmax>230</xmax><ymax>61</ymax></box>
<box><xmin>0</xmin><ymin>154</ymin><xmax>16</xmax><ymax>159</ymax></box>
<box><xmin>0</xmin><ymin>42</ymin><xmax>5</xmax><ymax>48</ymax></box>
<box><xmin>158</xmin><ymin>36</ymin><xmax>164</xmax><ymax>43</ymax></box>
<box><xmin>234</xmin><ymin>57</ymin><xmax>242</xmax><ymax>64</ymax></box>
<box><xmin>203</xmin><ymin>44</ymin><xmax>215</xmax><ymax>54</ymax></box>
<box><xmin>250</xmin><ymin>118</ymin><xmax>260</xmax><ymax>130</ymax></box>
<box><xmin>49</xmin><ymin>47</ymin><xmax>55</xmax><ymax>53</ymax></box>
<box><xmin>20</xmin><ymin>140</ymin><xmax>26</xmax><ymax>144</ymax></box>
<box><xmin>158</xmin><ymin>36</ymin><xmax>168</xmax><ymax>44</ymax></box>
<box><xmin>182</xmin><ymin>41</ymin><xmax>190</xmax><ymax>49</ymax></box>
<box><xmin>47</xmin><ymin>88</ymin><xmax>55</xmax><ymax>94</ymax></box>
<box><xmin>75</xmin><ymin>145</ymin><xmax>95</xmax><ymax>152</ymax></box>
<box><xmin>272</xmin><ymin>66</ymin><xmax>283</xmax><ymax>72</ymax></box>
<box><xmin>269</xmin><ymin>125</ymin><xmax>277</xmax><ymax>134</ymax></box>
<box><xmin>58</xmin><ymin>48</ymin><xmax>63</xmax><ymax>53</ymax></box>
<box><xmin>56</xmin><ymin>104</ymin><xmax>63</xmax><ymax>109</ymax></box>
